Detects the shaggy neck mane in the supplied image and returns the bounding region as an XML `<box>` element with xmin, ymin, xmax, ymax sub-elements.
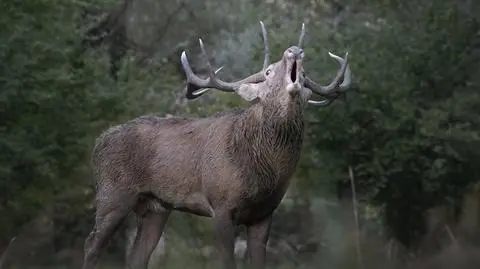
<box><xmin>227</xmin><ymin>99</ymin><xmax>305</xmax><ymax>180</ymax></box>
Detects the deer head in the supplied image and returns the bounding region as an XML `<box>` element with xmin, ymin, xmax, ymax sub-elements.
<box><xmin>180</xmin><ymin>21</ymin><xmax>352</xmax><ymax>109</ymax></box>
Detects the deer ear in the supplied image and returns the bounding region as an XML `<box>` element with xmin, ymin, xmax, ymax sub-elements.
<box><xmin>237</xmin><ymin>83</ymin><xmax>261</xmax><ymax>102</ymax></box>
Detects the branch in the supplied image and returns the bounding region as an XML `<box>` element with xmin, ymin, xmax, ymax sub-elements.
<box><xmin>349</xmin><ymin>166</ymin><xmax>363</xmax><ymax>269</ymax></box>
<box><xmin>445</xmin><ymin>225</ymin><xmax>459</xmax><ymax>247</ymax></box>
<box><xmin>0</xmin><ymin>237</ymin><xmax>16</xmax><ymax>269</ymax></box>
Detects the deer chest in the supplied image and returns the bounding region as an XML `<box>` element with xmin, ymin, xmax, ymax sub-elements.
<box><xmin>233</xmin><ymin>169</ymin><xmax>295</xmax><ymax>225</ymax></box>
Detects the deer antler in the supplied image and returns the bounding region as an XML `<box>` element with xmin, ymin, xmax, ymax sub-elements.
<box><xmin>260</xmin><ymin>21</ymin><xmax>270</xmax><ymax>70</ymax></box>
<box><xmin>304</xmin><ymin>52</ymin><xmax>351</xmax><ymax>107</ymax></box>
<box><xmin>288</xmin><ymin>23</ymin><xmax>352</xmax><ymax>107</ymax></box>
<box><xmin>181</xmin><ymin>21</ymin><xmax>270</xmax><ymax>100</ymax></box>
<box><xmin>305</xmin><ymin>52</ymin><xmax>351</xmax><ymax>97</ymax></box>
<box><xmin>298</xmin><ymin>22</ymin><xmax>305</xmax><ymax>48</ymax></box>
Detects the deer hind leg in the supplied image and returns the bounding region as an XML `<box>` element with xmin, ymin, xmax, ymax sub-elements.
<box><xmin>126</xmin><ymin>205</ymin><xmax>171</xmax><ymax>269</ymax></box>
<box><xmin>82</xmin><ymin>189</ymin><xmax>136</xmax><ymax>269</ymax></box>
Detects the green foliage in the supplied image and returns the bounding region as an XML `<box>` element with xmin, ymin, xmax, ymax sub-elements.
<box><xmin>302</xmin><ymin>0</ymin><xmax>480</xmax><ymax>246</ymax></box>
<box><xmin>1</xmin><ymin>0</ymin><xmax>480</xmax><ymax>267</ymax></box>
<box><xmin>0</xmin><ymin>0</ymin><xmax>180</xmax><ymax>242</ymax></box>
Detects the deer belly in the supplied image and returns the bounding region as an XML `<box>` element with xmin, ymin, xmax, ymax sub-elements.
<box><xmin>171</xmin><ymin>192</ymin><xmax>215</xmax><ymax>217</ymax></box>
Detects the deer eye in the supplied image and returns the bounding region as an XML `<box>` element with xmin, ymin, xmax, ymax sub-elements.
<box><xmin>265</xmin><ymin>69</ymin><xmax>271</xmax><ymax>76</ymax></box>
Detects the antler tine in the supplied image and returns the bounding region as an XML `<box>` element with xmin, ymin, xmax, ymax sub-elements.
<box><xmin>328</xmin><ymin>52</ymin><xmax>351</xmax><ymax>91</ymax></box>
<box><xmin>304</xmin><ymin>51</ymin><xmax>351</xmax><ymax>96</ymax></box>
<box><xmin>298</xmin><ymin>22</ymin><xmax>305</xmax><ymax>48</ymax></box>
<box><xmin>308</xmin><ymin>98</ymin><xmax>334</xmax><ymax>107</ymax></box>
<box><xmin>260</xmin><ymin>21</ymin><xmax>270</xmax><ymax>70</ymax></box>
<box><xmin>198</xmin><ymin>38</ymin><xmax>219</xmax><ymax>80</ymax></box>
<box><xmin>181</xmin><ymin>51</ymin><xmax>209</xmax><ymax>90</ymax></box>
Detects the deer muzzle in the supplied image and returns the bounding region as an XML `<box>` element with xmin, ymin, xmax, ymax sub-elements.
<box><xmin>286</xmin><ymin>57</ymin><xmax>303</xmax><ymax>95</ymax></box>
<box><xmin>284</xmin><ymin>46</ymin><xmax>304</xmax><ymax>88</ymax></box>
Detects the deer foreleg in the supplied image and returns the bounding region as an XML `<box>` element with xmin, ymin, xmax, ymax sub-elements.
<box><xmin>213</xmin><ymin>211</ymin><xmax>236</xmax><ymax>269</ymax></box>
<box><xmin>246</xmin><ymin>215</ymin><xmax>272</xmax><ymax>269</ymax></box>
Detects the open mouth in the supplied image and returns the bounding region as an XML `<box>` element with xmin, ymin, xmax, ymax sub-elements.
<box><xmin>290</xmin><ymin>61</ymin><xmax>297</xmax><ymax>82</ymax></box>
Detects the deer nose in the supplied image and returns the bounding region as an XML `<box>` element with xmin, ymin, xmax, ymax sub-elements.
<box><xmin>287</xmin><ymin>47</ymin><xmax>304</xmax><ymax>59</ymax></box>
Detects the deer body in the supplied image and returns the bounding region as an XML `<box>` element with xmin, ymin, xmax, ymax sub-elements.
<box><xmin>93</xmin><ymin>99</ymin><xmax>303</xmax><ymax>223</ymax></box>
<box><xmin>82</xmin><ymin>21</ymin><xmax>352</xmax><ymax>269</ymax></box>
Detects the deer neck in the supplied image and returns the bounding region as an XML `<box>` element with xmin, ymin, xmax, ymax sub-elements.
<box><xmin>228</xmin><ymin>101</ymin><xmax>305</xmax><ymax>180</ymax></box>
<box><xmin>251</xmin><ymin>101</ymin><xmax>305</xmax><ymax>146</ymax></box>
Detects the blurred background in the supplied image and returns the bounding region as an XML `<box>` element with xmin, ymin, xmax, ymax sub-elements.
<box><xmin>1</xmin><ymin>0</ymin><xmax>480</xmax><ymax>268</ymax></box>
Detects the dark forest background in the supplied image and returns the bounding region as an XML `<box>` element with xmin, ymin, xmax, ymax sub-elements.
<box><xmin>1</xmin><ymin>0</ymin><xmax>480</xmax><ymax>268</ymax></box>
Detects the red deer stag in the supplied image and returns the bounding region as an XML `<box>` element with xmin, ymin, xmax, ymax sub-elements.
<box><xmin>82</xmin><ymin>21</ymin><xmax>352</xmax><ymax>269</ymax></box>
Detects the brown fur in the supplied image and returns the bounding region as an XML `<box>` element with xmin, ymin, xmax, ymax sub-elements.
<box><xmin>81</xmin><ymin>39</ymin><xmax>349</xmax><ymax>269</ymax></box>
<box><xmin>92</xmin><ymin>99</ymin><xmax>303</xmax><ymax>222</ymax></box>
<box><xmin>83</xmin><ymin>99</ymin><xmax>304</xmax><ymax>269</ymax></box>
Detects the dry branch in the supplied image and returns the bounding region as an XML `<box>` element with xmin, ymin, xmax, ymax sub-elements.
<box><xmin>0</xmin><ymin>237</ymin><xmax>16</xmax><ymax>269</ymax></box>
<box><xmin>349</xmin><ymin>165</ymin><xmax>363</xmax><ymax>269</ymax></box>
